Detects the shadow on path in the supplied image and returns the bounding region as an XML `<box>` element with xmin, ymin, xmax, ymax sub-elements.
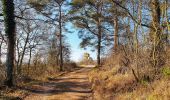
<box><xmin>17</xmin><ymin>81</ymin><xmax>91</xmax><ymax>95</ymax></box>
<box><xmin>19</xmin><ymin>67</ymin><xmax>93</xmax><ymax>100</ymax></box>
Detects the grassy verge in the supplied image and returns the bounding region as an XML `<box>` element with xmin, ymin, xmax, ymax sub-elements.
<box><xmin>88</xmin><ymin>66</ymin><xmax>170</xmax><ymax>100</ymax></box>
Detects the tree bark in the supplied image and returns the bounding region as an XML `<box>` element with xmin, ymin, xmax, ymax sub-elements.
<box><xmin>18</xmin><ymin>32</ymin><xmax>30</xmax><ymax>74</ymax></box>
<box><xmin>97</xmin><ymin>35</ymin><xmax>101</xmax><ymax>67</ymax></box>
<box><xmin>16</xmin><ymin>39</ymin><xmax>21</xmax><ymax>74</ymax></box>
<box><xmin>96</xmin><ymin>1</ymin><xmax>103</xmax><ymax>67</ymax></box>
<box><xmin>2</xmin><ymin>0</ymin><xmax>16</xmax><ymax>87</ymax></box>
<box><xmin>59</xmin><ymin>5</ymin><xmax>63</xmax><ymax>71</ymax></box>
<box><xmin>97</xmin><ymin>18</ymin><xmax>101</xmax><ymax>67</ymax></box>
<box><xmin>114</xmin><ymin>15</ymin><xmax>119</xmax><ymax>51</ymax></box>
<box><xmin>0</xmin><ymin>40</ymin><xmax>3</xmax><ymax>65</ymax></box>
<box><xmin>27</xmin><ymin>47</ymin><xmax>32</xmax><ymax>75</ymax></box>
<box><xmin>150</xmin><ymin>0</ymin><xmax>164</xmax><ymax>72</ymax></box>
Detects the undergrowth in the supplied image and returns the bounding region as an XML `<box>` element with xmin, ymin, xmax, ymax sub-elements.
<box><xmin>88</xmin><ymin>51</ymin><xmax>170</xmax><ymax>100</ymax></box>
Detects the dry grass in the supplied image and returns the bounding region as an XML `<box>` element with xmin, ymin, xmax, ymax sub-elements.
<box><xmin>18</xmin><ymin>62</ymin><xmax>78</xmax><ymax>81</ymax></box>
<box><xmin>89</xmin><ymin>66</ymin><xmax>170</xmax><ymax>100</ymax></box>
<box><xmin>0</xmin><ymin>62</ymin><xmax>78</xmax><ymax>87</ymax></box>
<box><xmin>88</xmin><ymin>67</ymin><xmax>137</xmax><ymax>100</ymax></box>
<box><xmin>88</xmin><ymin>49</ymin><xmax>170</xmax><ymax>100</ymax></box>
<box><xmin>116</xmin><ymin>78</ymin><xmax>170</xmax><ymax>100</ymax></box>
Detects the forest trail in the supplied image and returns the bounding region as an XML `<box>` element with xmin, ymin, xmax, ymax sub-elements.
<box><xmin>23</xmin><ymin>67</ymin><xmax>93</xmax><ymax>100</ymax></box>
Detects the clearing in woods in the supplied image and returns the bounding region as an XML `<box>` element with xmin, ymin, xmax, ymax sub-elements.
<box><xmin>23</xmin><ymin>67</ymin><xmax>93</xmax><ymax>100</ymax></box>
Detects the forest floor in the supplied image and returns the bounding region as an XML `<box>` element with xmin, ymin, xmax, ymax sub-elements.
<box><xmin>0</xmin><ymin>67</ymin><xmax>93</xmax><ymax>100</ymax></box>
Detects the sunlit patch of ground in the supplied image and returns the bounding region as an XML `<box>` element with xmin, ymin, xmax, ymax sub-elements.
<box><xmin>22</xmin><ymin>67</ymin><xmax>92</xmax><ymax>100</ymax></box>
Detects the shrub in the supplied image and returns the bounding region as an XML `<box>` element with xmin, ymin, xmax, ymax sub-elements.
<box><xmin>162</xmin><ymin>67</ymin><xmax>170</xmax><ymax>77</ymax></box>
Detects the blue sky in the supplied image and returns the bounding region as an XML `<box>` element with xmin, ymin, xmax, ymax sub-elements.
<box><xmin>65</xmin><ymin>23</ymin><xmax>97</xmax><ymax>62</ymax></box>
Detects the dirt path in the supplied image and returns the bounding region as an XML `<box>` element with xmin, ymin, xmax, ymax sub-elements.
<box><xmin>23</xmin><ymin>67</ymin><xmax>92</xmax><ymax>100</ymax></box>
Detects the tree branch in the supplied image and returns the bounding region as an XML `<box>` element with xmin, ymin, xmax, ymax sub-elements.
<box><xmin>111</xmin><ymin>0</ymin><xmax>152</xmax><ymax>29</ymax></box>
<box><xmin>15</xmin><ymin>15</ymin><xmax>46</xmax><ymax>22</ymax></box>
<box><xmin>0</xmin><ymin>14</ymin><xmax>48</xmax><ymax>23</ymax></box>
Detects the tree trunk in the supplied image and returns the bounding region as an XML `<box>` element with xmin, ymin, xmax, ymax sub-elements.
<box><xmin>2</xmin><ymin>0</ymin><xmax>16</xmax><ymax>87</ymax></box>
<box><xmin>0</xmin><ymin>40</ymin><xmax>3</xmax><ymax>65</ymax></box>
<box><xmin>59</xmin><ymin>5</ymin><xmax>63</xmax><ymax>71</ymax></box>
<box><xmin>97</xmin><ymin>18</ymin><xmax>101</xmax><ymax>67</ymax></box>
<box><xmin>16</xmin><ymin>39</ymin><xmax>21</xmax><ymax>75</ymax></box>
<box><xmin>18</xmin><ymin>32</ymin><xmax>29</xmax><ymax>74</ymax></box>
<box><xmin>0</xmin><ymin>32</ymin><xmax>5</xmax><ymax>65</ymax></box>
<box><xmin>150</xmin><ymin>0</ymin><xmax>164</xmax><ymax>72</ymax></box>
<box><xmin>27</xmin><ymin>47</ymin><xmax>32</xmax><ymax>75</ymax></box>
<box><xmin>97</xmin><ymin>35</ymin><xmax>101</xmax><ymax>67</ymax></box>
<box><xmin>114</xmin><ymin>15</ymin><xmax>119</xmax><ymax>51</ymax></box>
